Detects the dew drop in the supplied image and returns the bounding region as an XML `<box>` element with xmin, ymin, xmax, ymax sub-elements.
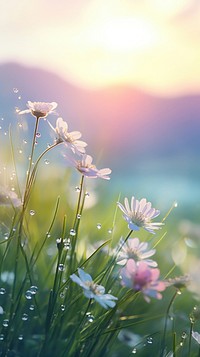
<box><xmin>4</xmin><ymin>132</ymin><xmax>7</xmax><ymax>136</ymax></box>
<box><xmin>58</xmin><ymin>264</ymin><xmax>65</xmax><ymax>272</ymax></box>
<box><xmin>30</xmin><ymin>286</ymin><xmax>38</xmax><ymax>295</ymax></box>
<box><xmin>13</xmin><ymin>88</ymin><xmax>19</xmax><ymax>93</ymax></box>
<box><xmin>44</xmin><ymin>159</ymin><xmax>50</xmax><ymax>165</ymax></box>
<box><xmin>0</xmin><ymin>288</ymin><xmax>6</xmax><ymax>295</ymax></box>
<box><xmin>77</xmin><ymin>214</ymin><xmax>81</xmax><ymax>219</ymax></box>
<box><xmin>4</xmin><ymin>233</ymin><xmax>9</xmax><ymax>240</ymax></box>
<box><xmin>2</xmin><ymin>319</ymin><xmax>9</xmax><ymax>327</ymax></box>
<box><xmin>29</xmin><ymin>210</ymin><xmax>35</xmax><ymax>216</ymax></box>
<box><xmin>36</xmin><ymin>132</ymin><xmax>41</xmax><ymax>138</ymax></box>
<box><xmin>70</xmin><ymin>229</ymin><xmax>76</xmax><ymax>236</ymax></box>
<box><xmin>85</xmin><ymin>192</ymin><xmax>90</xmax><ymax>197</ymax></box>
<box><xmin>147</xmin><ymin>337</ymin><xmax>153</xmax><ymax>344</ymax></box>
<box><xmin>25</xmin><ymin>290</ymin><xmax>32</xmax><ymax>300</ymax></box>
<box><xmin>60</xmin><ymin>292</ymin><xmax>65</xmax><ymax>299</ymax></box>
<box><xmin>75</xmin><ymin>186</ymin><xmax>81</xmax><ymax>192</ymax></box>
<box><xmin>22</xmin><ymin>313</ymin><xmax>28</xmax><ymax>321</ymax></box>
<box><xmin>181</xmin><ymin>332</ymin><xmax>187</xmax><ymax>339</ymax></box>
<box><xmin>18</xmin><ymin>96</ymin><xmax>21</xmax><ymax>100</ymax></box>
<box><xmin>29</xmin><ymin>305</ymin><xmax>35</xmax><ymax>311</ymax></box>
<box><xmin>18</xmin><ymin>335</ymin><xmax>23</xmax><ymax>340</ymax></box>
<box><xmin>46</xmin><ymin>232</ymin><xmax>51</xmax><ymax>238</ymax></box>
<box><xmin>0</xmin><ymin>334</ymin><xmax>4</xmax><ymax>340</ymax></box>
<box><xmin>18</xmin><ymin>149</ymin><xmax>23</xmax><ymax>154</ymax></box>
<box><xmin>60</xmin><ymin>304</ymin><xmax>65</xmax><ymax>312</ymax></box>
<box><xmin>174</xmin><ymin>201</ymin><xmax>178</xmax><ymax>208</ymax></box>
<box><xmin>64</xmin><ymin>239</ymin><xmax>71</xmax><ymax>250</ymax></box>
<box><xmin>132</xmin><ymin>348</ymin><xmax>137</xmax><ymax>354</ymax></box>
<box><xmin>96</xmin><ymin>223</ymin><xmax>102</xmax><ymax>230</ymax></box>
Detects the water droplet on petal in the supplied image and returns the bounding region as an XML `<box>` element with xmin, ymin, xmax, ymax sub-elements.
<box><xmin>29</xmin><ymin>210</ymin><xmax>35</xmax><ymax>216</ymax></box>
<box><xmin>23</xmin><ymin>139</ymin><xmax>27</xmax><ymax>144</ymax></box>
<box><xmin>0</xmin><ymin>334</ymin><xmax>4</xmax><ymax>340</ymax></box>
<box><xmin>29</xmin><ymin>305</ymin><xmax>35</xmax><ymax>311</ymax></box>
<box><xmin>174</xmin><ymin>201</ymin><xmax>178</xmax><ymax>208</ymax></box>
<box><xmin>108</xmin><ymin>229</ymin><xmax>112</xmax><ymax>234</ymax></box>
<box><xmin>85</xmin><ymin>192</ymin><xmax>90</xmax><ymax>197</ymax></box>
<box><xmin>97</xmin><ymin>223</ymin><xmax>102</xmax><ymax>230</ymax></box>
<box><xmin>77</xmin><ymin>214</ymin><xmax>81</xmax><ymax>219</ymax></box>
<box><xmin>36</xmin><ymin>132</ymin><xmax>41</xmax><ymax>138</ymax></box>
<box><xmin>58</xmin><ymin>264</ymin><xmax>65</xmax><ymax>272</ymax></box>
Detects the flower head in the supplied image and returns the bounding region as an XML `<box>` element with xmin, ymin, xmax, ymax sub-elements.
<box><xmin>117</xmin><ymin>237</ymin><xmax>157</xmax><ymax>267</ymax></box>
<box><xmin>70</xmin><ymin>268</ymin><xmax>118</xmax><ymax>308</ymax></box>
<box><xmin>19</xmin><ymin>101</ymin><xmax>57</xmax><ymax>119</ymax></box>
<box><xmin>117</xmin><ymin>196</ymin><xmax>163</xmax><ymax>234</ymax></box>
<box><xmin>192</xmin><ymin>331</ymin><xmax>200</xmax><ymax>345</ymax></box>
<box><xmin>121</xmin><ymin>260</ymin><xmax>165</xmax><ymax>302</ymax></box>
<box><xmin>73</xmin><ymin>154</ymin><xmax>111</xmax><ymax>180</ymax></box>
<box><xmin>49</xmin><ymin>117</ymin><xmax>87</xmax><ymax>155</ymax></box>
<box><xmin>0</xmin><ymin>187</ymin><xmax>22</xmax><ymax>208</ymax></box>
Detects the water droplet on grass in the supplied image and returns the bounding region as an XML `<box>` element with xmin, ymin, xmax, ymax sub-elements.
<box><xmin>132</xmin><ymin>348</ymin><xmax>137</xmax><ymax>354</ymax></box>
<box><xmin>0</xmin><ymin>288</ymin><xmax>6</xmax><ymax>295</ymax></box>
<box><xmin>70</xmin><ymin>229</ymin><xmax>76</xmax><ymax>236</ymax></box>
<box><xmin>44</xmin><ymin>159</ymin><xmax>50</xmax><ymax>165</ymax></box>
<box><xmin>77</xmin><ymin>214</ymin><xmax>81</xmax><ymax>219</ymax></box>
<box><xmin>25</xmin><ymin>290</ymin><xmax>32</xmax><ymax>300</ymax></box>
<box><xmin>13</xmin><ymin>88</ymin><xmax>19</xmax><ymax>93</ymax></box>
<box><xmin>30</xmin><ymin>286</ymin><xmax>38</xmax><ymax>295</ymax></box>
<box><xmin>3</xmin><ymin>319</ymin><xmax>9</xmax><ymax>327</ymax></box>
<box><xmin>97</xmin><ymin>223</ymin><xmax>101</xmax><ymax>230</ymax></box>
<box><xmin>85</xmin><ymin>192</ymin><xmax>90</xmax><ymax>197</ymax></box>
<box><xmin>29</xmin><ymin>305</ymin><xmax>35</xmax><ymax>311</ymax></box>
<box><xmin>22</xmin><ymin>313</ymin><xmax>28</xmax><ymax>321</ymax></box>
<box><xmin>18</xmin><ymin>335</ymin><xmax>23</xmax><ymax>340</ymax></box>
<box><xmin>58</xmin><ymin>264</ymin><xmax>65</xmax><ymax>272</ymax></box>
<box><xmin>147</xmin><ymin>337</ymin><xmax>153</xmax><ymax>344</ymax></box>
<box><xmin>60</xmin><ymin>305</ymin><xmax>65</xmax><ymax>311</ymax></box>
<box><xmin>29</xmin><ymin>210</ymin><xmax>35</xmax><ymax>216</ymax></box>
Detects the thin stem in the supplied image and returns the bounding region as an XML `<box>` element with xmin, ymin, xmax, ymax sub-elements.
<box><xmin>188</xmin><ymin>321</ymin><xmax>193</xmax><ymax>356</ymax></box>
<box><xmin>160</xmin><ymin>290</ymin><xmax>178</xmax><ymax>357</ymax></box>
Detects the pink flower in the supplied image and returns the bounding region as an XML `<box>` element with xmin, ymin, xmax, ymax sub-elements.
<box><xmin>73</xmin><ymin>154</ymin><xmax>111</xmax><ymax>180</ymax></box>
<box><xmin>121</xmin><ymin>260</ymin><xmax>166</xmax><ymax>302</ymax></box>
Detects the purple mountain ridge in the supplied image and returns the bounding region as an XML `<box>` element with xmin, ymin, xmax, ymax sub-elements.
<box><xmin>0</xmin><ymin>62</ymin><xmax>199</xmax><ymax>209</ymax></box>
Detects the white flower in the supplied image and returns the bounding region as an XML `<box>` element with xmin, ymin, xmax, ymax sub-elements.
<box><xmin>0</xmin><ymin>188</ymin><xmax>22</xmax><ymax>208</ymax></box>
<box><xmin>49</xmin><ymin>117</ymin><xmax>87</xmax><ymax>155</ymax></box>
<box><xmin>74</xmin><ymin>154</ymin><xmax>111</xmax><ymax>180</ymax></box>
<box><xmin>192</xmin><ymin>331</ymin><xmax>200</xmax><ymax>344</ymax></box>
<box><xmin>19</xmin><ymin>101</ymin><xmax>57</xmax><ymax>119</ymax></box>
<box><xmin>70</xmin><ymin>268</ymin><xmax>118</xmax><ymax>309</ymax></box>
<box><xmin>117</xmin><ymin>196</ymin><xmax>163</xmax><ymax>234</ymax></box>
<box><xmin>117</xmin><ymin>237</ymin><xmax>157</xmax><ymax>267</ymax></box>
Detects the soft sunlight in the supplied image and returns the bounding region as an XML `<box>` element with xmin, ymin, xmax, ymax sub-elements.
<box><xmin>95</xmin><ymin>17</ymin><xmax>158</xmax><ymax>53</ymax></box>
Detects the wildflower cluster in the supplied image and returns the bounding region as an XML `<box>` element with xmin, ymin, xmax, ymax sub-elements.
<box><xmin>0</xmin><ymin>99</ymin><xmax>194</xmax><ymax>357</ymax></box>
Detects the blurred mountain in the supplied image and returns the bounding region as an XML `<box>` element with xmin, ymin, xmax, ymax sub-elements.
<box><xmin>0</xmin><ymin>62</ymin><xmax>200</xmax><ymax>207</ymax></box>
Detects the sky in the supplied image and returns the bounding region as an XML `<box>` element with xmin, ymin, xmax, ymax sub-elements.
<box><xmin>1</xmin><ymin>0</ymin><xmax>200</xmax><ymax>96</ymax></box>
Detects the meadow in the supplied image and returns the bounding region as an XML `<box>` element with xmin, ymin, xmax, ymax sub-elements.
<box><xmin>0</xmin><ymin>100</ymin><xmax>200</xmax><ymax>357</ymax></box>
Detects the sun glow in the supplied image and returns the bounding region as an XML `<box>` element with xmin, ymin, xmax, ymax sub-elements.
<box><xmin>96</xmin><ymin>17</ymin><xmax>158</xmax><ymax>53</ymax></box>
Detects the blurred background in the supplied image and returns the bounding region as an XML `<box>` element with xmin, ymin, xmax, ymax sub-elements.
<box><xmin>0</xmin><ymin>0</ymin><xmax>200</xmax><ymax>216</ymax></box>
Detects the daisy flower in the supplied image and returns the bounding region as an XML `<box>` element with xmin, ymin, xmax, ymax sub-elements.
<box><xmin>117</xmin><ymin>196</ymin><xmax>163</xmax><ymax>234</ymax></box>
<box><xmin>117</xmin><ymin>237</ymin><xmax>157</xmax><ymax>267</ymax></box>
<box><xmin>18</xmin><ymin>101</ymin><xmax>57</xmax><ymax>119</ymax></box>
<box><xmin>49</xmin><ymin>117</ymin><xmax>87</xmax><ymax>155</ymax></box>
<box><xmin>70</xmin><ymin>268</ymin><xmax>117</xmax><ymax>309</ymax></box>
<box><xmin>73</xmin><ymin>154</ymin><xmax>111</xmax><ymax>180</ymax></box>
<box><xmin>121</xmin><ymin>260</ymin><xmax>165</xmax><ymax>302</ymax></box>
